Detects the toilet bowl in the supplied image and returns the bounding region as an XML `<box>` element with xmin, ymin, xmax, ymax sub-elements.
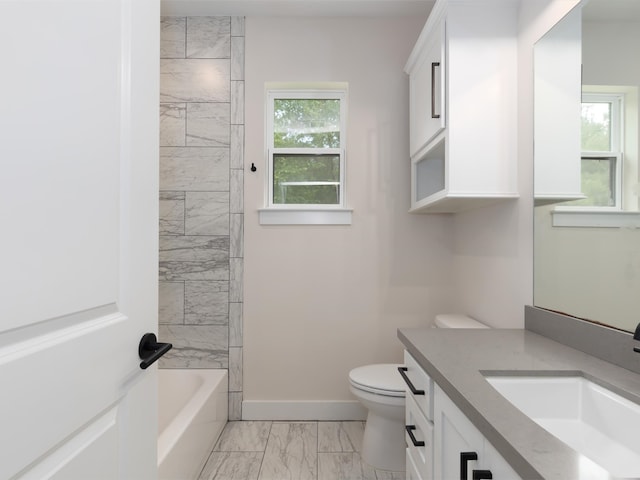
<box><xmin>349</xmin><ymin>313</ymin><xmax>487</xmax><ymax>472</ymax></box>
<box><xmin>349</xmin><ymin>364</ymin><xmax>406</xmax><ymax>471</ymax></box>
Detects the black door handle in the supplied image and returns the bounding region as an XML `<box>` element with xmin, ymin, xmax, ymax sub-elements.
<box><xmin>405</xmin><ymin>425</ymin><xmax>425</xmax><ymax>447</ymax></box>
<box><xmin>460</xmin><ymin>452</ymin><xmax>478</xmax><ymax>480</ymax></box>
<box><xmin>398</xmin><ymin>367</ymin><xmax>425</xmax><ymax>395</ymax></box>
<box><xmin>138</xmin><ymin>333</ymin><xmax>172</xmax><ymax>369</ymax></box>
<box><xmin>473</xmin><ymin>470</ymin><xmax>493</xmax><ymax>480</ymax></box>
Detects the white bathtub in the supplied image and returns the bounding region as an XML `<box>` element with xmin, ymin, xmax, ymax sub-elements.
<box><xmin>158</xmin><ymin>369</ymin><xmax>228</xmax><ymax>480</ymax></box>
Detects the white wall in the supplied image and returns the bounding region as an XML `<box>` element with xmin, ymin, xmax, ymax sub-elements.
<box><xmin>448</xmin><ymin>0</ymin><xmax>580</xmax><ymax>329</ymax></box>
<box><xmin>242</xmin><ymin>0</ymin><xmax>581</xmax><ymax>414</ymax></box>
<box><xmin>244</xmin><ymin>16</ymin><xmax>454</xmax><ymax>409</ymax></box>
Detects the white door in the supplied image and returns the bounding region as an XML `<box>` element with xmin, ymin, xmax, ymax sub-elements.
<box><xmin>0</xmin><ymin>0</ymin><xmax>160</xmax><ymax>478</ymax></box>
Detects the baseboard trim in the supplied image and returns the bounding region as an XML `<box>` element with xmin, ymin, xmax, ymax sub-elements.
<box><xmin>241</xmin><ymin>400</ymin><xmax>367</xmax><ymax>421</ymax></box>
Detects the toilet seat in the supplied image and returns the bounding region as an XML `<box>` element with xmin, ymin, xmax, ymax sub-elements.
<box><xmin>349</xmin><ymin>364</ymin><xmax>405</xmax><ymax>397</ymax></box>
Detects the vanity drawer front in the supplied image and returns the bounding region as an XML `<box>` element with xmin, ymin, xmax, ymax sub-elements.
<box><xmin>405</xmin><ymin>392</ymin><xmax>434</xmax><ymax>480</ymax></box>
<box><xmin>403</xmin><ymin>350</ymin><xmax>434</xmax><ymax>420</ymax></box>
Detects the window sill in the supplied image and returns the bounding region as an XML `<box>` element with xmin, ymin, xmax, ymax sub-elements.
<box><xmin>552</xmin><ymin>209</ymin><xmax>640</xmax><ymax>228</ymax></box>
<box><xmin>258</xmin><ymin>208</ymin><xmax>353</xmax><ymax>225</ymax></box>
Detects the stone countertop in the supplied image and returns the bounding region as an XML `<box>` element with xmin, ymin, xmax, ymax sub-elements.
<box><xmin>398</xmin><ymin>327</ymin><xmax>640</xmax><ymax>480</ymax></box>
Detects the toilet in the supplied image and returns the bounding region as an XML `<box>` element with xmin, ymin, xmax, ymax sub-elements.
<box><xmin>348</xmin><ymin>314</ymin><xmax>488</xmax><ymax>472</ymax></box>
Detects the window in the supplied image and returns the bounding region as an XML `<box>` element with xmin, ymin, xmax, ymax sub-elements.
<box><xmin>552</xmin><ymin>87</ymin><xmax>640</xmax><ymax>228</ymax></box>
<box><xmin>260</xmin><ymin>84</ymin><xmax>351</xmax><ymax>225</ymax></box>
<box><xmin>564</xmin><ymin>93</ymin><xmax>623</xmax><ymax>209</ymax></box>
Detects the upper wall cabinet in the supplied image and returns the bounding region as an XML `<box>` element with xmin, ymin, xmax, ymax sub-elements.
<box><xmin>534</xmin><ymin>6</ymin><xmax>583</xmax><ymax>205</ymax></box>
<box><xmin>409</xmin><ymin>16</ymin><xmax>445</xmax><ymax>156</ymax></box>
<box><xmin>406</xmin><ymin>0</ymin><xmax>519</xmax><ymax>213</ymax></box>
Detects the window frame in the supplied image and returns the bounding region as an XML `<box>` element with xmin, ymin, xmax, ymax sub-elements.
<box><xmin>260</xmin><ymin>84</ymin><xmax>352</xmax><ymax>225</ymax></box>
<box><xmin>562</xmin><ymin>92</ymin><xmax>624</xmax><ymax>211</ymax></box>
<box><xmin>552</xmin><ymin>86</ymin><xmax>640</xmax><ymax>228</ymax></box>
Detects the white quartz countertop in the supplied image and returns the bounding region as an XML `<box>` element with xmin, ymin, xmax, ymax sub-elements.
<box><xmin>397</xmin><ymin>327</ymin><xmax>640</xmax><ymax>480</ymax></box>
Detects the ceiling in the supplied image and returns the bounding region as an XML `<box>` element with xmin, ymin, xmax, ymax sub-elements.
<box><xmin>160</xmin><ymin>0</ymin><xmax>435</xmax><ymax>17</ymax></box>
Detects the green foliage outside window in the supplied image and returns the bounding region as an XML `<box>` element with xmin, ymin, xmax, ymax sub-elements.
<box><xmin>565</xmin><ymin>101</ymin><xmax>617</xmax><ymax>207</ymax></box>
<box><xmin>273</xmin><ymin>99</ymin><xmax>340</xmax><ymax>148</ymax></box>
<box><xmin>272</xmin><ymin>98</ymin><xmax>342</xmax><ymax>205</ymax></box>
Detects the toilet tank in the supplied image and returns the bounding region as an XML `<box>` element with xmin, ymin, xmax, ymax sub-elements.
<box><xmin>434</xmin><ymin>314</ymin><xmax>488</xmax><ymax>329</ymax></box>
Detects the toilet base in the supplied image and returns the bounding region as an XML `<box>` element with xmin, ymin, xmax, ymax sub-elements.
<box><xmin>361</xmin><ymin>409</ymin><xmax>406</xmax><ymax>472</ymax></box>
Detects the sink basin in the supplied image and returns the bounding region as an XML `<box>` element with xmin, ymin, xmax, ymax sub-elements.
<box><xmin>485</xmin><ymin>375</ymin><xmax>640</xmax><ymax>478</ymax></box>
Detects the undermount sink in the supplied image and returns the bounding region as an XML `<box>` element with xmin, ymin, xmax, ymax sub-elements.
<box><xmin>484</xmin><ymin>374</ymin><xmax>640</xmax><ymax>478</ymax></box>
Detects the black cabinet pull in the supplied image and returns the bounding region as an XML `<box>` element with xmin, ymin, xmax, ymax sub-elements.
<box><xmin>405</xmin><ymin>425</ymin><xmax>425</xmax><ymax>447</ymax></box>
<box><xmin>398</xmin><ymin>367</ymin><xmax>425</xmax><ymax>395</ymax></box>
<box><xmin>138</xmin><ymin>333</ymin><xmax>172</xmax><ymax>369</ymax></box>
<box><xmin>460</xmin><ymin>452</ymin><xmax>478</xmax><ymax>480</ymax></box>
<box><xmin>431</xmin><ymin>61</ymin><xmax>441</xmax><ymax>119</ymax></box>
<box><xmin>473</xmin><ymin>470</ymin><xmax>493</xmax><ymax>480</ymax></box>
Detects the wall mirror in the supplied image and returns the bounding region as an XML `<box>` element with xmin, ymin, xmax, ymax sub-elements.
<box><xmin>534</xmin><ymin>0</ymin><xmax>640</xmax><ymax>333</ymax></box>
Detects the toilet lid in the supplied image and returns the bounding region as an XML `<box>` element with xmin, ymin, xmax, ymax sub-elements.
<box><xmin>349</xmin><ymin>364</ymin><xmax>405</xmax><ymax>397</ymax></box>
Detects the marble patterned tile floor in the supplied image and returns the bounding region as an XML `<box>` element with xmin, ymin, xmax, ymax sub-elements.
<box><xmin>199</xmin><ymin>421</ymin><xmax>405</xmax><ymax>480</ymax></box>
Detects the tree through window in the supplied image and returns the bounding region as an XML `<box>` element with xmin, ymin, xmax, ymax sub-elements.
<box><xmin>266</xmin><ymin>89</ymin><xmax>347</xmax><ymax>207</ymax></box>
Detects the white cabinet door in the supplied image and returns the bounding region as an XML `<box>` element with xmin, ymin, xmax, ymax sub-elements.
<box><xmin>434</xmin><ymin>386</ymin><xmax>484</xmax><ymax>480</ymax></box>
<box><xmin>409</xmin><ymin>18</ymin><xmax>445</xmax><ymax>157</ymax></box>
<box><xmin>434</xmin><ymin>385</ymin><xmax>521</xmax><ymax>480</ymax></box>
<box><xmin>0</xmin><ymin>1</ymin><xmax>160</xmax><ymax>478</ymax></box>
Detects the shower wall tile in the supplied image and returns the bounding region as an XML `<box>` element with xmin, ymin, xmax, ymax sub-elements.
<box><xmin>160</xmin><ymin>261</ymin><xmax>227</xmax><ymax>282</ymax></box>
<box><xmin>230</xmin><ymin>214</ymin><xmax>243</xmax><ymax>258</ymax></box>
<box><xmin>230</xmin><ymin>36</ymin><xmax>244</xmax><ymax>81</ymax></box>
<box><xmin>186</xmin><ymin>103</ymin><xmax>230</xmax><ymax>147</ymax></box>
<box><xmin>159</xmin><ymin>236</ymin><xmax>229</xmax><ymax>281</ymax></box>
<box><xmin>230</xmin><ymin>125</ymin><xmax>244</xmax><ymax>169</ymax></box>
<box><xmin>231</xmin><ymin>80</ymin><xmax>244</xmax><ymax>124</ymax></box>
<box><xmin>159</xmin><ymin>281</ymin><xmax>185</xmax><ymax>325</ymax></box>
<box><xmin>230</xmin><ymin>169</ymin><xmax>244</xmax><ymax>214</ymax></box>
<box><xmin>159</xmin><ymin>191</ymin><xmax>185</xmax><ymax>235</ymax></box>
<box><xmin>159</xmin><ymin>16</ymin><xmax>244</xmax><ymax>404</ymax></box>
<box><xmin>229</xmin><ymin>257</ymin><xmax>243</xmax><ymax>303</ymax></box>
<box><xmin>185</xmin><ymin>191</ymin><xmax>230</xmax><ymax>235</ymax></box>
<box><xmin>187</xmin><ymin>17</ymin><xmax>231</xmax><ymax>59</ymax></box>
<box><xmin>229</xmin><ymin>302</ymin><xmax>243</xmax><ymax>347</ymax></box>
<box><xmin>229</xmin><ymin>347</ymin><xmax>243</xmax><ymax>391</ymax></box>
<box><xmin>160</xmin><ymin>59</ymin><xmax>230</xmax><ymax>103</ymax></box>
<box><xmin>231</xmin><ymin>16</ymin><xmax>245</xmax><ymax>37</ymax></box>
<box><xmin>160</xmin><ymin>147</ymin><xmax>230</xmax><ymax>191</ymax></box>
<box><xmin>229</xmin><ymin>392</ymin><xmax>242</xmax><ymax>421</ymax></box>
<box><xmin>161</xmin><ymin>17</ymin><xmax>186</xmax><ymax>59</ymax></box>
<box><xmin>160</xmin><ymin>235</ymin><xmax>229</xmax><ymax>262</ymax></box>
<box><xmin>185</xmin><ymin>280</ymin><xmax>229</xmax><ymax>325</ymax></box>
<box><xmin>159</xmin><ymin>324</ymin><xmax>229</xmax><ymax>368</ymax></box>
<box><xmin>160</xmin><ymin>103</ymin><xmax>186</xmax><ymax>146</ymax></box>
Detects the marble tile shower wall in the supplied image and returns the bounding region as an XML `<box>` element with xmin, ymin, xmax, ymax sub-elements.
<box><xmin>159</xmin><ymin>16</ymin><xmax>245</xmax><ymax>420</ymax></box>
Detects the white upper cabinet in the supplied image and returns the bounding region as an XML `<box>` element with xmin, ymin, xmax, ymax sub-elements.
<box><xmin>409</xmin><ymin>17</ymin><xmax>445</xmax><ymax>156</ymax></box>
<box><xmin>406</xmin><ymin>0</ymin><xmax>520</xmax><ymax>213</ymax></box>
<box><xmin>534</xmin><ymin>6</ymin><xmax>583</xmax><ymax>205</ymax></box>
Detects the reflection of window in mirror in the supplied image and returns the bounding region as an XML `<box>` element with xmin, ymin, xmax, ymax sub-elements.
<box><xmin>561</xmin><ymin>86</ymin><xmax>639</xmax><ymax>213</ymax></box>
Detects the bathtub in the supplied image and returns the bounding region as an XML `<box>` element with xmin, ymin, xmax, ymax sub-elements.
<box><xmin>158</xmin><ymin>369</ymin><xmax>228</xmax><ymax>480</ymax></box>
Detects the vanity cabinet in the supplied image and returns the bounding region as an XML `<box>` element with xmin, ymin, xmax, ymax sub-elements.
<box><xmin>434</xmin><ymin>384</ymin><xmax>520</xmax><ymax>479</ymax></box>
<box><xmin>403</xmin><ymin>350</ymin><xmax>520</xmax><ymax>479</ymax></box>
<box><xmin>401</xmin><ymin>351</ymin><xmax>434</xmax><ymax>480</ymax></box>
<box><xmin>405</xmin><ymin>0</ymin><xmax>519</xmax><ymax>213</ymax></box>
